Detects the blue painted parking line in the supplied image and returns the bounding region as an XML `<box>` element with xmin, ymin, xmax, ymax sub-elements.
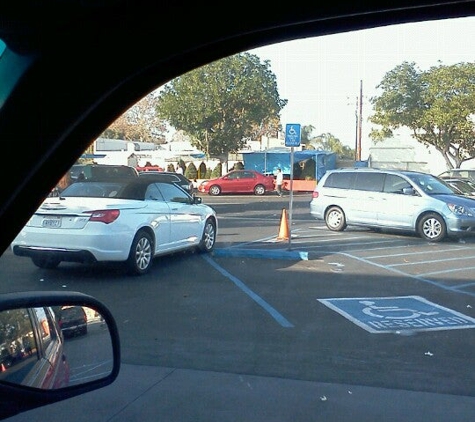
<box><xmin>318</xmin><ymin>296</ymin><xmax>475</xmax><ymax>334</ymax></box>
<box><xmin>202</xmin><ymin>255</ymin><xmax>294</xmax><ymax>328</ymax></box>
<box><xmin>212</xmin><ymin>248</ymin><xmax>308</xmax><ymax>260</ymax></box>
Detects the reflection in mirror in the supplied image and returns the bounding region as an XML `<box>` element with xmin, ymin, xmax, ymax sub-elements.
<box><xmin>0</xmin><ymin>305</ymin><xmax>113</xmax><ymax>390</ymax></box>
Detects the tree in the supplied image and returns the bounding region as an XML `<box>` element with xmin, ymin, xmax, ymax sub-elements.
<box><xmin>308</xmin><ymin>132</ymin><xmax>355</xmax><ymax>159</ymax></box>
<box><xmin>155</xmin><ymin>53</ymin><xmax>288</xmax><ymax>161</ymax></box>
<box><xmin>369</xmin><ymin>61</ymin><xmax>475</xmax><ymax>169</ymax></box>
<box><xmin>300</xmin><ymin>125</ymin><xmax>316</xmax><ymax>147</ymax></box>
<box><xmin>102</xmin><ymin>93</ymin><xmax>168</xmax><ymax>144</ymax></box>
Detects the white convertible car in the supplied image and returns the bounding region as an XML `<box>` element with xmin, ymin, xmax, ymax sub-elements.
<box><xmin>11</xmin><ymin>178</ymin><xmax>217</xmax><ymax>275</ymax></box>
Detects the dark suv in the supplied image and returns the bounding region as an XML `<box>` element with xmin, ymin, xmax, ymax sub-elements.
<box><xmin>138</xmin><ymin>171</ymin><xmax>194</xmax><ymax>194</ymax></box>
<box><xmin>57</xmin><ymin>306</ymin><xmax>88</xmax><ymax>338</ymax></box>
<box><xmin>70</xmin><ymin>164</ymin><xmax>139</xmax><ymax>182</ymax></box>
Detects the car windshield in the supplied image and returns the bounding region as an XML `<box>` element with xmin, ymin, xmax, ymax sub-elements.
<box><xmin>60</xmin><ymin>182</ymin><xmax>126</xmax><ymax>198</ymax></box>
<box><xmin>405</xmin><ymin>173</ymin><xmax>456</xmax><ymax>195</ymax></box>
<box><xmin>4</xmin><ymin>10</ymin><xmax>475</xmax><ymax>422</ymax></box>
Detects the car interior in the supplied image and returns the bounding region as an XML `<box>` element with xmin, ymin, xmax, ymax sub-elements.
<box><xmin>1</xmin><ymin>1</ymin><xmax>475</xmax><ymax>420</ymax></box>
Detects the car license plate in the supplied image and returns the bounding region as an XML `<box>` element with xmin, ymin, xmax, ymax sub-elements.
<box><xmin>42</xmin><ymin>216</ymin><xmax>62</xmax><ymax>228</ymax></box>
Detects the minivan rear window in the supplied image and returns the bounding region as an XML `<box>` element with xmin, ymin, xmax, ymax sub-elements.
<box><xmin>323</xmin><ymin>171</ymin><xmax>385</xmax><ymax>192</ymax></box>
<box><xmin>323</xmin><ymin>172</ymin><xmax>355</xmax><ymax>189</ymax></box>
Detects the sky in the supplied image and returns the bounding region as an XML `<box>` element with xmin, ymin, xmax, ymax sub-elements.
<box><xmin>249</xmin><ymin>16</ymin><xmax>475</xmax><ymax>154</ymax></box>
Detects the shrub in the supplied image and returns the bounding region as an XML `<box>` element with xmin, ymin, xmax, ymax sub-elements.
<box><xmin>211</xmin><ymin>163</ymin><xmax>222</xmax><ymax>178</ymax></box>
<box><xmin>185</xmin><ymin>162</ymin><xmax>198</xmax><ymax>180</ymax></box>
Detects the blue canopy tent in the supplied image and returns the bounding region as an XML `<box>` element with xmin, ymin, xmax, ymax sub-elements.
<box><xmin>242</xmin><ymin>149</ymin><xmax>336</xmax><ymax>181</ymax></box>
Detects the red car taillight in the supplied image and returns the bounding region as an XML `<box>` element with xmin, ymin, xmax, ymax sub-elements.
<box><xmin>86</xmin><ymin>209</ymin><xmax>120</xmax><ymax>224</ymax></box>
<box><xmin>312</xmin><ymin>191</ymin><xmax>319</xmax><ymax>199</ymax></box>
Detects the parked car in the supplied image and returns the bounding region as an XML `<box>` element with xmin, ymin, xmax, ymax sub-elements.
<box><xmin>310</xmin><ymin>168</ymin><xmax>475</xmax><ymax>242</ymax></box>
<box><xmin>439</xmin><ymin>169</ymin><xmax>475</xmax><ymax>183</ymax></box>
<box><xmin>138</xmin><ymin>171</ymin><xmax>194</xmax><ymax>194</ymax></box>
<box><xmin>11</xmin><ymin>178</ymin><xmax>217</xmax><ymax>275</ymax></box>
<box><xmin>441</xmin><ymin>177</ymin><xmax>475</xmax><ymax>198</ymax></box>
<box><xmin>70</xmin><ymin>164</ymin><xmax>139</xmax><ymax>182</ymax></box>
<box><xmin>0</xmin><ymin>292</ymin><xmax>120</xmax><ymax>415</ymax></box>
<box><xmin>0</xmin><ymin>305</ymin><xmax>70</xmax><ymax>389</ymax></box>
<box><xmin>57</xmin><ymin>306</ymin><xmax>88</xmax><ymax>338</ymax></box>
<box><xmin>198</xmin><ymin>170</ymin><xmax>275</xmax><ymax>196</ymax></box>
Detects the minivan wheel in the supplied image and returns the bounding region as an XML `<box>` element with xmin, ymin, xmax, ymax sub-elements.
<box><xmin>418</xmin><ymin>213</ymin><xmax>446</xmax><ymax>242</ymax></box>
<box><xmin>325</xmin><ymin>206</ymin><xmax>347</xmax><ymax>231</ymax></box>
<box><xmin>126</xmin><ymin>231</ymin><xmax>154</xmax><ymax>275</ymax></box>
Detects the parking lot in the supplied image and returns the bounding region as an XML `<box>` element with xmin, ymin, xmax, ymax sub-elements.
<box><xmin>3</xmin><ymin>192</ymin><xmax>475</xmax><ymax>421</ymax></box>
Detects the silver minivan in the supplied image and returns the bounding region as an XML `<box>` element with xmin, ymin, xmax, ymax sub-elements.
<box><xmin>310</xmin><ymin>168</ymin><xmax>475</xmax><ymax>242</ymax></box>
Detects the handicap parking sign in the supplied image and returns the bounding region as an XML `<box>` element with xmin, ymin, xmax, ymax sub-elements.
<box><xmin>285</xmin><ymin>124</ymin><xmax>301</xmax><ymax>147</ymax></box>
<box><xmin>318</xmin><ymin>296</ymin><xmax>475</xmax><ymax>333</ymax></box>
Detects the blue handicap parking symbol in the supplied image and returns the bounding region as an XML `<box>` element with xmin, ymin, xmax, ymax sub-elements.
<box><xmin>318</xmin><ymin>296</ymin><xmax>475</xmax><ymax>333</ymax></box>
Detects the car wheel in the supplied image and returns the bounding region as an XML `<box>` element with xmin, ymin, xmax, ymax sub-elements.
<box><xmin>325</xmin><ymin>206</ymin><xmax>347</xmax><ymax>231</ymax></box>
<box><xmin>254</xmin><ymin>184</ymin><xmax>266</xmax><ymax>195</ymax></box>
<box><xmin>198</xmin><ymin>218</ymin><xmax>216</xmax><ymax>253</ymax></box>
<box><xmin>418</xmin><ymin>212</ymin><xmax>446</xmax><ymax>242</ymax></box>
<box><xmin>31</xmin><ymin>256</ymin><xmax>61</xmax><ymax>269</ymax></box>
<box><xmin>209</xmin><ymin>185</ymin><xmax>221</xmax><ymax>196</ymax></box>
<box><xmin>126</xmin><ymin>231</ymin><xmax>154</xmax><ymax>275</ymax></box>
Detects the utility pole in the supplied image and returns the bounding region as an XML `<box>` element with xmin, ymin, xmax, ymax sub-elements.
<box><xmin>357</xmin><ymin>79</ymin><xmax>363</xmax><ymax>161</ymax></box>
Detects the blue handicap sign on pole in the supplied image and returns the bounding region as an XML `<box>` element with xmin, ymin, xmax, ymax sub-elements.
<box><xmin>285</xmin><ymin>124</ymin><xmax>301</xmax><ymax>147</ymax></box>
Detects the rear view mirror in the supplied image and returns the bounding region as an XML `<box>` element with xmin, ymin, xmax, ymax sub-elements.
<box><xmin>0</xmin><ymin>291</ymin><xmax>120</xmax><ymax>420</ymax></box>
<box><xmin>0</xmin><ymin>305</ymin><xmax>112</xmax><ymax>389</ymax></box>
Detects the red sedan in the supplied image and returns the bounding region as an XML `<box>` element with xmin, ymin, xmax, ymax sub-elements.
<box><xmin>198</xmin><ymin>170</ymin><xmax>275</xmax><ymax>196</ymax></box>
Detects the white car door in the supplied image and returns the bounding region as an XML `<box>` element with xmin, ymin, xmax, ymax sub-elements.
<box><xmin>154</xmin><ymin>182</ymin><xmax>204</xmax><ymax>248</ymax></box>
<box><xmin>142</xmin><ymin>183</ymin><xmax>174</xmax><ymax>251</ymax></box>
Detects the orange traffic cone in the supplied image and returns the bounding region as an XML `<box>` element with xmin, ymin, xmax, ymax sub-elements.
<box><xmin>0</xmin><ymin>363</ymin><xmax>6</xmax><ymax>372</ymax></box>
<box><xmin>277</xmin><ymin>208</ymin><xmax>289</xmax><ymax>240</ymax></box>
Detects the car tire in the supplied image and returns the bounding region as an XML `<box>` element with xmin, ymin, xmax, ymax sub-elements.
<box><xmin>325</xmin><ymin>206</ymin><xmax>347</xmax><ymax>231</ymax></box>
<box><xmin>254</xmin><ymin>184</ymin><xmax>266</xmax><ymax>195</ymax></box>
<box><xmin>418</xmin><ymin>212</ymin><xmax>446</xmax><ymax>242</ymax></box>
<box><xmin>126</xmin><ymin>230</ymin><xmax>154</xmax><ymax>275</ymax></box>
<box><xmin>198</xmin><ymin>218</ymin><xmax>216</xmax><ymax>253</ymax></box>
<box><xmin>209</xmin><ymin>185</ymin><xmax>221</xmax><ymax>196</ymax></box>
<box><xmin>31</xmin><ymin>256</ymin><xmax>61</xmax><ymax>269</ymax></box>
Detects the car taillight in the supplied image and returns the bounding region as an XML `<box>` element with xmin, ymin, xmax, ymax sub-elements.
<box><xmin>312</xmin><ymin>191</ymin><xmax>319</xmax><ymax>199</ymax></box>
<box><xmin>86</xmin><ymin>209</ymin><xmax>120</xmax><ymax>224</ymax></box>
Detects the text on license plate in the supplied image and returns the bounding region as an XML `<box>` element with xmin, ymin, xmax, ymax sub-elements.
<box><xmin>42</xmin><ymin>216</ymin><xmax>62</xmax><ymax>228</ymax></box>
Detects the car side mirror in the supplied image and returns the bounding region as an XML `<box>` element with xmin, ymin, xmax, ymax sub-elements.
<box><xmin>402</xmin><ymin>187</ymin><xmax>416</xmax><ymax>195</ymax></box>
<box><xmin>0</xmin><ymin>291</ymin><xmax>120</xmax><ymax>420</ymax></box>
<box><xmin>193</xmin><ymin>195</ymin><xmax>202</xmax><ymax>204</ymax></box>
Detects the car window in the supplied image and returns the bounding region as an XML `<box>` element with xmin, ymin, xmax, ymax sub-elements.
<box><xmin>383</xmin><ymin>174</ymin><xmax>412</xmax><ymax>193</ymax></box>
<box><xmin>156</xmin><ymin>182</ymin><xmax>190</xmax><ymax>203</ymax></box>
<box><xmin>355</xmin><ymin>172</ymin><xmax>384</xmax><ymax>192</ymax></box>
<box><xmin>60</xmin><ymin>182</ymin><xmax>125</xmax><ymax>198</ymax></box>
<box><xmin>324</xmin><ymin>172</ymin><xmax>355</xmax><ymax>189</ymax></box>
<box><xmin>144</xmin><ymin>183</ymin><xmax>164</xmax><ymax>201</ymax></box>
